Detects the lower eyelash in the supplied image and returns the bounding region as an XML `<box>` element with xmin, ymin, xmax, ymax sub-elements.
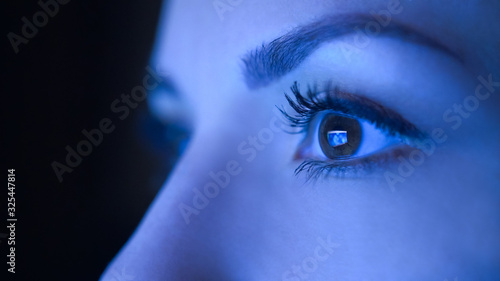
<box><xmin>295</xmin><ymin>146</ymin><xmax>413</xmax><ymax>181</ymax></box>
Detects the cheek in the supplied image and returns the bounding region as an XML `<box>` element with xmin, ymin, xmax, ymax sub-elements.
<box><xmin>276</xmin><ymin>146</ymin><xmax>500</xmax><ymax>275</ymax></box>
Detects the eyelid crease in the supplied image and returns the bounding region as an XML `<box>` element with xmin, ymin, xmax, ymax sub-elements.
<box><xmin>278</xmin><ymin>81</ymin><xmax>427</xmax><ymax>143</ymax></box>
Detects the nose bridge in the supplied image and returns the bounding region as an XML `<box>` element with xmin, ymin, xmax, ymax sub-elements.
<box><xmin>152</xmin><ymin>96</ymin><xmax>268</xmax><ymax>216</ymax></box>
<box><xmin>160</xmin><ymin>98</ymin><xmax>290</xmax><ymax>227</ymax></box>
<box><xmin>160</xmin><ymin>125</ymin><xmax>247</xmax><ymax>222</ymax></box>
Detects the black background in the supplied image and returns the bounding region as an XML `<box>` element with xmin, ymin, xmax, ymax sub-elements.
<box><xmin>3</xmin><ymin>0</ymin><xmax>170</xmax><ymax>280</ymax></box>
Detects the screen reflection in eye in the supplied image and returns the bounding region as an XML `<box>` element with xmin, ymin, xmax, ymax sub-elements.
<box><xmin>320</xmin><ymin>115</ymin><xmax>361</xmax><ymax>158</ymax></box>
<box><xmin>279</xmin><ymin>81</ymin><xmax>428</xmax><ymax>179</ymax></box>
<box><xmin>327</xmin><ymin>130</ymin><xmax>348</xmax><ymax>147</ymax></box>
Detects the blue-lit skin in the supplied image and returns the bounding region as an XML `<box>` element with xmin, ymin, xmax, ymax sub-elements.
<box><xmin>101</xmin><ymin>1</ymin><xmax>500</xmax><ymax>280</ymax></box>
<box><xmin>328</xmin><ymin>130</ymin><xmax>348</xmax><ymax>147</ymax></box>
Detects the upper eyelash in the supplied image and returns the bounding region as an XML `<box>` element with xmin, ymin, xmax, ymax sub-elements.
<box><xmin>277</xmin><ymin>81</ymin><xmax>426</xmax><ymax>141</ymax></box>
<box><xmin>277</xmin><ymin>82</ymin><xmax>333</xmax><ymax>133</ymax></box>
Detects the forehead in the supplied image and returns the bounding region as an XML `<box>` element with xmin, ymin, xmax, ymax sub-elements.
<box><xmin>152</xmin><ymin>0</ymin><xmax>497</xmax><ymax>103</ymax></box>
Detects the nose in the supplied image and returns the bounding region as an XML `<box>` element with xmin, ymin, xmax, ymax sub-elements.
<box><xmin>99</xmin><ymin>128</ymin><xmax>241</xmax><ymax>280</ymax></box>
<box><xmin>100</xmin><ymin>101</ymin><xmax>299</xmax><ymax>280</ymax></box>
<box><xmin>99</xmin><ymin>101</ymin><xmax>292</xmax><ymax>280</ymax></box>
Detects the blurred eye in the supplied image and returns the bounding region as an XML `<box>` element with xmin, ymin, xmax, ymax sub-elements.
<box><xmin>299</xmin><ymin>112</ymin><xmax>401</xmax><ymax>161</ymax></box>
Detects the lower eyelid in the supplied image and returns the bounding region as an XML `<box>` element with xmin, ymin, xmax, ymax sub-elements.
<box><xmin>295</xmin><ymin>145</ymin><xmax>415</xmax><ymax>179</ymax></box>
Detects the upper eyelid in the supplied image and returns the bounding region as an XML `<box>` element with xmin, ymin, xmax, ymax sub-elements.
<box><xmin>280</xmin><ymin>81</ymin><xmax>427</xmax><ymax>141</ymax></box>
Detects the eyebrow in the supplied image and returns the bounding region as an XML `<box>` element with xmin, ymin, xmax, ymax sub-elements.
<box><xmin>242</xmin><ymin>14</ymin><xmax>459</xmax><ymax>89</ymax></box>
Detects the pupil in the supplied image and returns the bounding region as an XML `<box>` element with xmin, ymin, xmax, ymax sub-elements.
<box><xmin>319</xmin><ymin>114</ymin><xmax>362</xmax><ymax>159</ymax></box>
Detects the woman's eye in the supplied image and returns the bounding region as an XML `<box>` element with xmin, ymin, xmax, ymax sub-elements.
<box><xmin>300</xmin><ymin>112</ymin><xmax>400</xmax><ymax>161</ymax></box>
<box><xmin>279</xmin><ymin>81</ymin><xmax>427</xmax><ymax>178</ymax></box>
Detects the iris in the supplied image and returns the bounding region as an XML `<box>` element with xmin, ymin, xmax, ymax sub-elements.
<box><xmin>319</xmin><ymin>114</ymin><xmax>362</xmax><ymax>159</ymax></box>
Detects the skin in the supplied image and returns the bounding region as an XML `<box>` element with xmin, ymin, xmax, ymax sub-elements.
<box><xmin>101</xmin><ymin>0</ymin><xmax>500</xmax><ymax>280</ymax></box>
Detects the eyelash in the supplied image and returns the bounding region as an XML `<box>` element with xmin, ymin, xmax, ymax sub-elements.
<box><xmin>279</xmin><ymin>82</ymin><xmax>403</xmax><ymax>136</ymax></box>
<box><xmin>293</xmin><ymin>147</ymin><xmax>410</xmax><ymax>180</ymax></box>
<box><xmin>278</xmin><ymin>81</ymin><xmax>416</xmax><ymax>180</ymax></box>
